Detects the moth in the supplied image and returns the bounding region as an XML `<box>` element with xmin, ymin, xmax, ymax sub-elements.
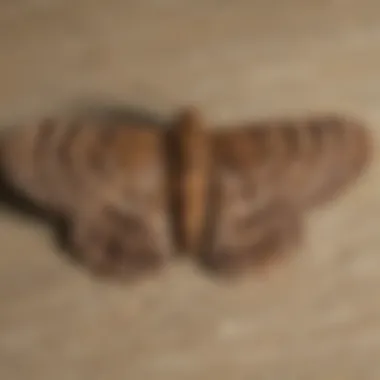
<box><xmin>0</xmin><ymin>107</ymin><xmax>372</xmax><ymax>279</ymax></box>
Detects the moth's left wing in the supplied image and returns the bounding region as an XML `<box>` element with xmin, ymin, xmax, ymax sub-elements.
<box><xmin>0</xmin><ymin>118</ymin><xmax>174</xmax><ymax>280</ymax></box>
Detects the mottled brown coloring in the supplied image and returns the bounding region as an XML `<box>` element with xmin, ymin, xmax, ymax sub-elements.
<box><xmin>200</xmin><ymin>113</ymin><xmax>371</xmax><ymax>275</ymax></box>
<box><xmin>0</xmin><ymin>107</ymin><xmax>372</xmax><ymax>280</ymax></box>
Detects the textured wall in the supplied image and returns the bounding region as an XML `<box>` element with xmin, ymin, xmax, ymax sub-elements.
<box><xmin>0</xmin><ymin>1</ymin><xmax>379</xmax><ymax>379</ymax></box>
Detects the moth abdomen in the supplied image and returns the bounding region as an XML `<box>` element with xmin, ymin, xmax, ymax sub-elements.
<box><xmin>173</xmin><ymin>108</ymin><xmax>212</xmax><ymax>252</ymax></box>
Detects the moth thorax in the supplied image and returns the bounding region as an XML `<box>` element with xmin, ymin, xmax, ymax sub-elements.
<box><xmin>176</xmin><ymin>108</ymin><xmax>212</xmax><ymax>253</ymax></box>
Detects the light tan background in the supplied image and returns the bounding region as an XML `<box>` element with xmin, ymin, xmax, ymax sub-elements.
<box><xmin>0</xmin><ymin>0</ymin><xmax>379</xmax><ymax>379</ymax></box>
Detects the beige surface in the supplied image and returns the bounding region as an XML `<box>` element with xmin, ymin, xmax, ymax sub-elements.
<box><xmin>0</xmin><ymin>0</ymin><xmax>380</xmax><ymax>379</ymax></box>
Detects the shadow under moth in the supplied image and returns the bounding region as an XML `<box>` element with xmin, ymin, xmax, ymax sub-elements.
<box><xmin>0</xmin><ymin>107</ymin><xmax>372</xmax><ymax>280</ymax></box>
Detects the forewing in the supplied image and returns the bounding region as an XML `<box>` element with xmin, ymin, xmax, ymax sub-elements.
<box><xmin>210</xmin><ymin>115</ymin><xmax>371</xmax><ymax>210</ymax></box>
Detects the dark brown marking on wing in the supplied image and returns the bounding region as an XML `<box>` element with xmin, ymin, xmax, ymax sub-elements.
<box><xmin>102</xmin><ymin>205</ymin><xmax>146</xmax><ymax>236</ymax></box>
<box><xmin>32</xmin><ymin>118</ymin><xmax>56</xmax><ymax>177</ymax></box>
<box><xmin>70</xmin><ymin>207</ymin><xmax>165</xmax><ymax>280</ymax></box>
<box><xmin>248</xmin><ymin>126</ymin><xmax>269</xmax><ymax>166</ymax></box>
<box><xmin>280</xmin><ymin>122</ymin><xmax>301</xmax><ymax>159</ymax></box>
<box><xmin>199</xmin><ymin>193</ymin><xmax>303</xmax><ymax>276</ymax></box>
<box><xmin>235</xmin><ymin>202</ymin><xmax>276</xmax><ymax>231</ymax></box>
<box><xmin>163</xmin><ymin>126</ymin><xmax>183</xmax><ymax>252</ymax></box>
<box><xmin>87</xmin><ymin>125</ymin><xmax>118</xmax><ymax>173</ymax></box>
<box><xmin>54</xmin><ymin>122</ymin><xmax>93</xmax><ymax>191</ymax></box>
<box><xmin>57</xmin><ymin>121</ymin><xmax>82</xmax><ymax>168</ymax></box>
<box><xmin>308</xmin><ymin>118</ymin><xmax>325</xmax><ymax>158</ymax></box>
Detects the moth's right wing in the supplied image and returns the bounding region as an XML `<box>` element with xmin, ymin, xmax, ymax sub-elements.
<box><xmin>198</xmin><ymin>114</ymin><xmax>371</xmax><ymax>276</ymax></box>
<box><xmin>0</xmin><ymin>118</ymin><xmax>173</xmax><ymax>279</ymax></box>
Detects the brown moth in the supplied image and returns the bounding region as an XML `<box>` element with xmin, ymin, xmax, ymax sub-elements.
<box><xmin>0</xmin><ymin>107</ymin><xmax>372</xmax><ymax>279</ymax></box>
